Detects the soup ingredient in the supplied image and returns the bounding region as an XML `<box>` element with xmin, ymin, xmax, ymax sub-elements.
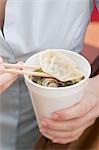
<box><xmin>29</xmin><ymin>70</ymin><xmax>85</xmax><ymax>88</ymax></box>
<box><xmin>39</xmin><ymin>49</ymin><xmax>84</xmax><ymax>82</ymax></box>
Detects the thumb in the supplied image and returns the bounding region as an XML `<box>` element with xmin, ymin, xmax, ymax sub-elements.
<box><xmin>52</xmin><ymin>92</ymin><xmax>97</xmax><ymax>120</ymax></box>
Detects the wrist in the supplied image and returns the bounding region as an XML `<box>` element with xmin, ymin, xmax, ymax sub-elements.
<box><xmin>95</xmin><ymin>75</ymin><xmax>99</xmax><ymax>117</ymax></box>
<box><xmin>93</xmin><ymin>75</ymin><xmax>99</xmax><ymax>98</ymax></box>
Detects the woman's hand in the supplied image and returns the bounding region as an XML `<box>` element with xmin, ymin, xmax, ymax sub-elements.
<box><xmin>40</xmin><ymin>75</ymin><xmax>99</xmax><ymax>144</ymax></box>
<box><xmin>0</xmin><ymin>57</ymin><xmax>21</xmax><ymax>94</ymax></box>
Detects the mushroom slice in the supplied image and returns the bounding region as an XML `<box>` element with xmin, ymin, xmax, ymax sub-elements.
<box><xmin>41</xmin><ymin>78</ymin><xmax>58</xmax><ymax>87</ymax></box>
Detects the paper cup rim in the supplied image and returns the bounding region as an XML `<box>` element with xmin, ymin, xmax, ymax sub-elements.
<box><xmin>24</xmin><ymin>49</ymin><xmax>91</xmax><ymax>90</ymax></box>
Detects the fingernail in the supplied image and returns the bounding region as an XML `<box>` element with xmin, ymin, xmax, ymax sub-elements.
<box><xmin>40</xmin><ymin>129</ymin><xmax>47</xmax><ymax>134</ymax></box>
<box><xmin>41</xmin><ymin>120</ymin><xmax>47</xmax><ymax>126</ymax></box>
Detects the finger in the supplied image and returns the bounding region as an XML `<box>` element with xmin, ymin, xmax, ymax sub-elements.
<box><xmin>41</xmin><ymin>126</ymin><xmax>81</xmax><ymax>139</ymax></box>
<box><xmin>0</xmin><ymin>61</ymin><xmax>24</xmax><ymax>94</ymax></box>
<box><xmin>0</xmin><ymin>61</ymin><xmax>23</xmax><ymax>75</ymax></box>
<box><xmin>0</xmin><ymin>61</ymin><xmax>23</xmax><ymax>85</ymax></box>
<box><xmin>16</xmin><ymin>61</ymin><xmax>24</xmax><ymax>69</ymax></box>
<box><xmin>41</xmin><ymin>118</ymin><xmax>78</xmax><ymax>131</ymax></box>
<box><xmin>52</xmin><ymin>92</ymin><xmax>97</xmax><ymax>120</ymax></box>
<box><xmin>41</xmin><ymin>119</ymin><xmax>95</xmax><ymax>140</ymax></box>
<box><xmin>52</xmin><ymin>119</ymin><xmax>95</xmax><ymax>144</ymax></box>
<box><xmin>42</xmin><ymin>103</ymin><xmax>97</xmax><ymax>131</ymax></box>
<box><xmin>0</xmin><ymin>72</ymin><xmax>17</xmax><ymax>86</ymax></box>
<box><xmin>0</xmin><ymin>65</ymin><xmax>5</xmax><ymax>74</ymax></box>
<box><xmin>0</xmin><ymin>74</ymin><xmax>18</xmax><ymax>94</ymax></box>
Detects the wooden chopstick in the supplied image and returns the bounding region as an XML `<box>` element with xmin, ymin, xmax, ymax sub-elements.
<box><xmin>3</xmin><ymin>68</ymin><xmax>51</xmax><ymax>77</ymax></box>
<box><xmin>2</xmin><ymin>63</ymin><xmax>51</xmax><ymax>77</ymax></box>
<box><xmin>2</xmin><ymin>63</ymin><xmax>41</xmax><ymax>70</ymax></box>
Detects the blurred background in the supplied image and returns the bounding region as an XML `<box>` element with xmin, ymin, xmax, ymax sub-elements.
<box><xmin>91</xmin><ymin>2</ymin><xmax>99</xmax><ymax>21</ymax></box>
<box><xmin>83</xmin><ymin>2</ymin><xmax>99</xmax><ymax>65</ymax></box>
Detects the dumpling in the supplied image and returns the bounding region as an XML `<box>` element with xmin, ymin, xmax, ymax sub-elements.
<box><xmin>39</xmin><ymin>49</ymin><xmax>84</xmax><ymax>82</ymax></box>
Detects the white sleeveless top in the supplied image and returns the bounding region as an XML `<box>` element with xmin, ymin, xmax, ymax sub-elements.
<box><xmin>0</xmin><ymin>0</ymin><xmax>93</xmax><ymax>62</ymax></box>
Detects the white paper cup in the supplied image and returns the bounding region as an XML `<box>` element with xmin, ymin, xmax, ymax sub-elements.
<box><xmin>24</xmin><ymin>49</ymin><xmax>91</xmax><ymax>129</ymax></box>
